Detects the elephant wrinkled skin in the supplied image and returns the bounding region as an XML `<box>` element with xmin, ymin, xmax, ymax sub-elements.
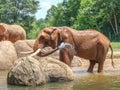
<box><xmin>33</xmin><ymin>26</ymin><xmax>114</xmax><ymax>73</ymax></box>
<box><xmin>0</xmin><ymin>23</ymin><xmax>26</xmax><ymax>43</ymax></box>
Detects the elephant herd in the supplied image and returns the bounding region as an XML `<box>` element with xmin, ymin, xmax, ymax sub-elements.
<box><xmin>0</xmin><ymin>23</ymin><xmax>114</xmax><ymax>73</ymax></box>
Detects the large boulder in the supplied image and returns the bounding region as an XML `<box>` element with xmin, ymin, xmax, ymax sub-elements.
<box><xmin>39</xmin><ymin>57</ymin><xmax>74</xmax><ymax>82</ymax></box>
<box><xmin>7</xmin><ymin>56</ymin><xmax>74</xmax><ymax>86</ymax></box>
<box><xmin>0</xmin><ymin>41</ymin><xmax>17</xmax><ymax>70</ymax></box>
<box><xmin>7</xmin><ymin>56</ymin><xmax>46</xmax><ymax>86</ymax></box>
<box><xmin>14</xmin><ymin>40</ymin><xmax>35</xmax><ymax>58</ymax></box>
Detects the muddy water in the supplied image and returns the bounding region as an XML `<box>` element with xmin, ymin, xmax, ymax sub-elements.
<box><xmin>0</xmin><ymin>69</ymin><xmax>120</xmax><ymax>90</ymax></box>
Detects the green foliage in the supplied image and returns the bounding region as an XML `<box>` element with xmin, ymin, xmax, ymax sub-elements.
<box><xmin>27</xmin><ymin>18</ymin><xmax>50</xmax><ymax>39</ymax></box>
<box><xmin>45</xmin><ymin>0</ymin><xmax>81</xmax><ymax>27</ymax></box>
<box><xmin>27</xmin><ymin>22</ymin><xmax>40</xmax><ymax>39</ymax></box>
<box><xmin>73</xmin><ymin>0</ymin><xmax>97</xmax><ymax>30</ymax></box>
<box><xmin>91</xmin><ymin>0</ymin><xmax>120</xmax><ymax>40</ymax></box>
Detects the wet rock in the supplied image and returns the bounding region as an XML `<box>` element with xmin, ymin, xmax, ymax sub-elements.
<box><xmin>7</xmin><ymin>56</ymin><xmax>46</xmax><ymax>86</ymax></box>
<box><xmin>38</xmin><ymin>57</ymin><xmax>74</xmax><ymax>82</ymax></box>
<box><xmin>0</xmin><ymin>41</ymin><xmax>17</xmax><ymax>70</ymax></box>
<box><xmin>7</xmin><ymin>56</ymin><xmax>74</xmax><ymax>86</ymax></box>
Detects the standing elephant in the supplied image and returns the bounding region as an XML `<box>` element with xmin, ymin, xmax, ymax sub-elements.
<box><xmin>32</xmin><ymin>26</ymin><xmax>113</xmax><ymax>73</ymax></box>
<box><xmin>0</xmin><ymin>23</ymin><xmax>26</xmax><ymax>43</ymax></box>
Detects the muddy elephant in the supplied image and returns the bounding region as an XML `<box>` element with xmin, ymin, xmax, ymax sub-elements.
<box><xmin>0</xmin><ymin>23</ymin><xmax>26</xmax><ymax>43</ymax></box>
<box><xmin>30</xmin><ymin>26</ymin><xmax>113</xmax><ymax>73</ymax></box>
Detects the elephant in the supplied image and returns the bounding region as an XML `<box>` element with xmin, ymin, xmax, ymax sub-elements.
<box><xmin>29</xmin><ymin>26</ymin><xmax>114</xmax><ymax>73</ymax></box>
<box><xmin>0</xmin><ymin>23</ymin><xmax>26</xmax><ymax>43</ymax></box>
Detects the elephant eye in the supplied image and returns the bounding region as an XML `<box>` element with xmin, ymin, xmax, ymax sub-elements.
<box><xmin>40</xmin><ymin>36</ymin><xmax>44</xmax><ymax>40</ymax></box>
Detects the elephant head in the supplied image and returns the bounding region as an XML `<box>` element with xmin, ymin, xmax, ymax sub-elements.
<box><xmin>33</xmin><ymin>27</ymin><xmax>74</xmax><ymax>51</ymax></box>
<box><xmin>0</xmin><ymin>24</ymin><xmax>7</xmax><ymax>41</ymax></box>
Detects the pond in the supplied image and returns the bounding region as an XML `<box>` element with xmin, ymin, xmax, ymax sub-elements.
<box><xmin>1</xmin><ymin>69</ymin><xmax>120</xmax><ymax>90</ymax></box>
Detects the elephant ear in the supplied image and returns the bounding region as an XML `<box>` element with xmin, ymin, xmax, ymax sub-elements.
<box><xmin>58</xmin><ymin>27</ymin><xmax>69</xmax><ymax>43</ymax></box>
<box><xmin>0</xmin><ymin>25</ymin><xmax>7</xmax><ymax>35</ymax></box>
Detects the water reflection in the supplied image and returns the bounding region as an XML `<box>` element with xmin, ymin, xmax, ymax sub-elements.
<box><xmin>73</xmin><ymin>70</ymin><xmax>120</xmax><ymax>90</ymax></box>
<box><xmin>7</xmin><ymin>81</ymin><xmax>74</xmax><ymax>90</ymax></box>
<box><xmin>1</xmin><ymin>69</ymin><xmax>120</xmax><ymax>90</ymax></box>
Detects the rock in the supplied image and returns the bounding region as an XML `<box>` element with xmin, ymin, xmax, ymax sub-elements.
<box><xmin>38</xmin><ymin>57</ymin><xmax>74</xmax><ymax>82</ymax></box>
<box><xmin>7</xmin><ymin>56</ymin><xmax>74</xmax><ymax>86</ymax></box>
<box><xmin>71</xmin><ymin>57</ymin><xmax>83</xmax><ymax>67</ymax></box>
<box><xmin>7</xmin><ymin>56</ymin><xmax>46</xmax><ymax>86</ymax></box>
<box><xmin>0</xmin><ymin>41</ymin><xmax>17</xmax><ymax>70</ymax></box>
<box><xmin>14</xmin><ymin>40</ymin><xmax>35</xmax><ymax>58</ymax></box>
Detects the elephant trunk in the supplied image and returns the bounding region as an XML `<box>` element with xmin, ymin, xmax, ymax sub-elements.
<box><xmin>20</xmin><ymin>42</ymin><xmax>75</xmax><ymax>57</ymax></box>
<box><xmin>38</xmin><ymin>42</ymin><xmax>76</xmax><ymax>57</ymax></box>
<box><xmin>33</xmin><ymin>39</ymin><xmax>44</xmax><ymax>51</ymax></box>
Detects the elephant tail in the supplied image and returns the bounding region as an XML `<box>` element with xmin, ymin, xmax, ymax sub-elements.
<box><xmin>109</xmin><ymin>44</ymin><xmax>115</xmax><ymax>68</ymax></box>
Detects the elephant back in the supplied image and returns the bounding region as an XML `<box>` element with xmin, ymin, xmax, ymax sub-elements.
<box><xmin>0</xmin><ymin>23</ymin><xmax>26</xmax><ymax>43</ymax></box>
<box><xmin>6</xmin><ymin>24</ymin><xmax>26</xmax><ymax>39</ymax></box>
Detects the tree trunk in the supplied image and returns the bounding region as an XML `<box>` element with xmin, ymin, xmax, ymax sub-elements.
<box><xmin>108</xmin><ymin>18</ymin><xmax>116</xmax><ymax>35</ymax></box>
<box><xmin>114</xmin><ymin>14</ymin><xmax>119</xmax><ymax>34</ymax></box>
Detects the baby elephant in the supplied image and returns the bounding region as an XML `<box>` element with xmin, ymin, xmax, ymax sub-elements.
<box><xmin>28</xmin><ymin>26</ymin><xmax>114</xmax><ymax>73</ymax></box>
<box><xmin>0</xmin><ymin>23</ymin><xmax>26</xmax><ymax>43</ymax></box>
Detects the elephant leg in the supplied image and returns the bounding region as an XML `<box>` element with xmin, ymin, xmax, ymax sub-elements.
<box><xmin>87</xmin><ymin>60</ymin><xmax>96</xmax><ymax>73</ymax></box>
<box><xmin>97</xmin><ymin>50</ymin><xmax>107</xmax><ymax>73</ymax></box>
<box><xmin>98</xmin><ymin>60</ymin><xmax>105</xmax><ymax>73</ymax></box>
<box><xmin>96</xmin><ymin>43</ymin><xmax>107</xmax><ymax>73</ymax></box>
<box><xmin>59</xmin><ymin>49</ymin><xmax>72</xmax><ymax>66</ymax></box>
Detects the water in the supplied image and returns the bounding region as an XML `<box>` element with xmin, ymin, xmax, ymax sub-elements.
<box><xmin>1</xmin><ymin>69</ymin><xmax>120</xmax><ymax>90</ymax></box>
<box><xmin>73</xmin><ymin>72</ymin><xmax>120</xmax><ymax>90</ymax></box>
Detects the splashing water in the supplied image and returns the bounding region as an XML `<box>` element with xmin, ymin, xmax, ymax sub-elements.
<box><xmin>58</xmin><ymin>42</ymin><xmax>76</xmax><ymax>55</ymax></box>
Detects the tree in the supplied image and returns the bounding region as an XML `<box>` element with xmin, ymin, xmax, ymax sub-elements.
<box><xmin>27</xmin><ymin>18</ymin><xmax>51</xmax><ymax>39</ymax></box>
<box><xmin>45</xmin><ymin>0</ymin><xmax>81</xmax><ymax>27</ymax></box>
<box><xmin>73</xmin><ymin>0</ymin><xmax>97</xmax><ymax>30</ymax></box>
<box><xmin>92</xmin><ymin>0</ymin><xmax>120</xmax><ymax>41</ymax></box>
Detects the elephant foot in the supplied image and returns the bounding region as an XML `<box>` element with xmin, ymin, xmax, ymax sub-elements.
<box><xmin>87</xmin><ymin>69</ymin><xmax>93</xmax><ymax>73</ymax></box>
<box><xmin>97</xmin><ymin>68</ymin><xmax>103</xmax><ymax>73</ymax></box>
<box><xmin>98</xmin><ymin>70</ymin><xmax>103</xmax><ymax>73</ymax></box>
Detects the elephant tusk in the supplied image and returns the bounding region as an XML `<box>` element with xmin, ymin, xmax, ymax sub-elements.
<box><xmin>20</xmin><ymin>49</ymin><xmax>41</xmax><ymax>56</ymax></box>
<box><xmin>30</xmin><ymin>48</ymin><xmax>41</xmax><ymax>56</ymax></box>
<box><xmin>20</xmin><ymin>50</ymin><xmax>34</xmax><ymax>54</ymax></box>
